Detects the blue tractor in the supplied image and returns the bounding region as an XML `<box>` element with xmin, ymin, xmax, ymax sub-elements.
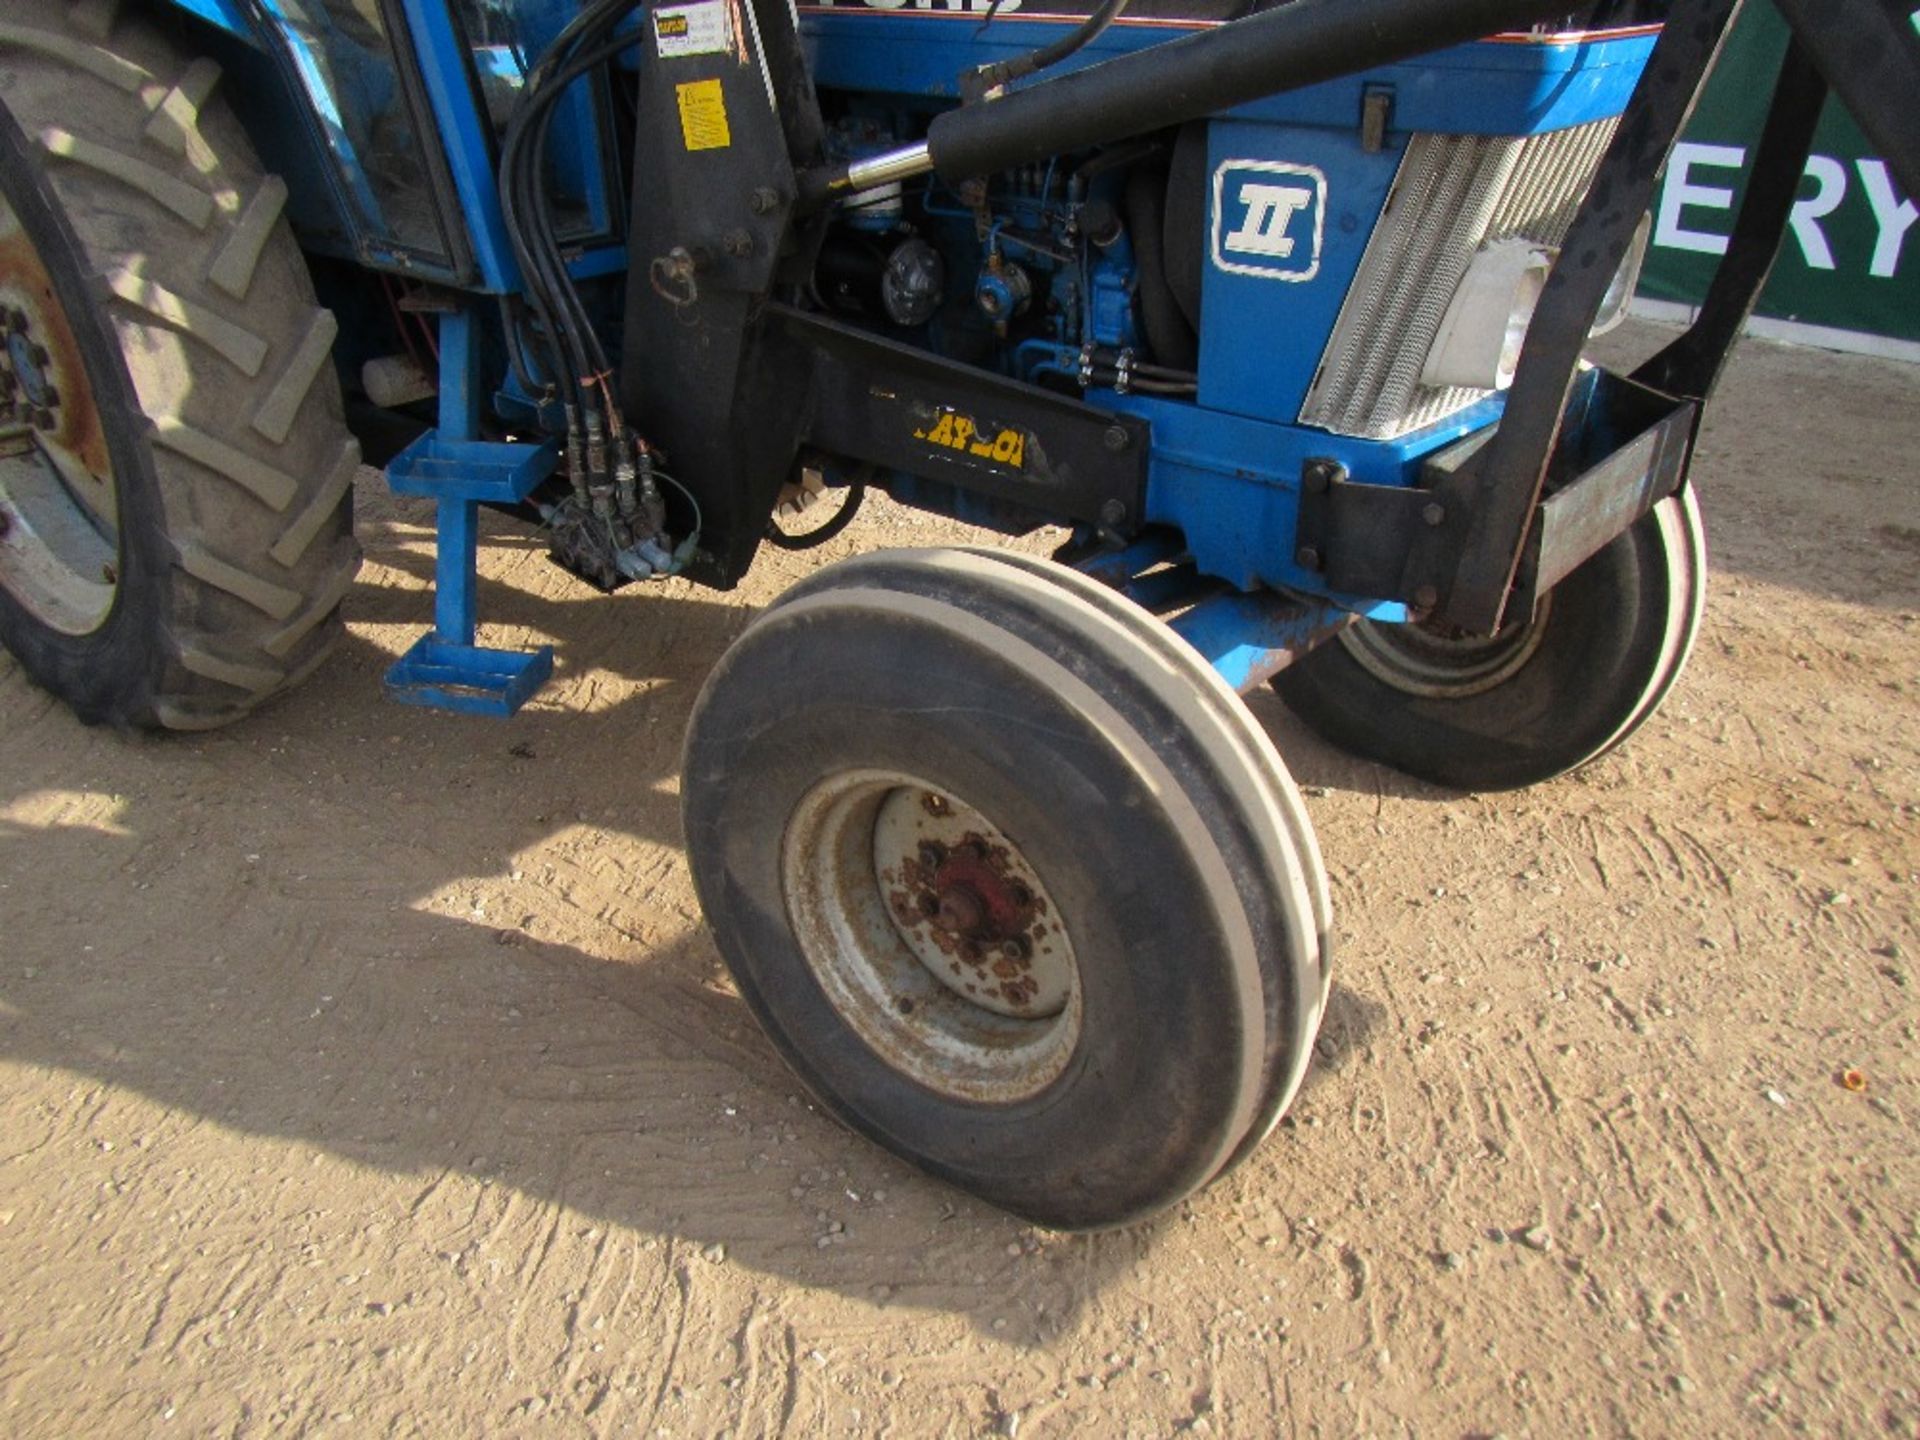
<box><xmin>0</xmin><ymin>0</ymin><xmax>1911</xmax><ymax>1227</ymax></box>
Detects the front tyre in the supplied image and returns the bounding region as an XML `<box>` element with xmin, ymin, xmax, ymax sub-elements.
<box><xmin>683</xmin><ymin>548</ymin><xmax>1327</xmax><ymax>1230</ymax></box>
<box><xmin>1273</xmin><ymin>491</ymin><xmax>1706</xmax><ymax>792</ymax></box>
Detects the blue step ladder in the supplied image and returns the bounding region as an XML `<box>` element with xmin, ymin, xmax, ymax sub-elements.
<box><xmin>383</xmin><ymin>309</ymin><xmax>556</xmax><ymax>716</ymax></box>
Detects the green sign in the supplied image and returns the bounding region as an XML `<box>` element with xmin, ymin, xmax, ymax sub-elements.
<box><xmin>1639</xmin><ymin>5</ymin><xmax>1920</xmax><ymax>346</ymax></box>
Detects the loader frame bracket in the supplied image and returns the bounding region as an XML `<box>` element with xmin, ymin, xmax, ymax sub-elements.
<box><xmin>1293</xmin><ymin>1</ymin><xmax>1842</xmax><ymax>633</ymax></box>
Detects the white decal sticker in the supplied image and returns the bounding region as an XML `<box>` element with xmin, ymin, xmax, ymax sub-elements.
<box><xmin>654</xmin><ymin>1</ymin><xmax>733</xmax><ymax>58</ymax></box>
<box><xmin>1211</xmin><ymin>160</ymin><xmax>1328</xmax><ymax>282</ymax></box>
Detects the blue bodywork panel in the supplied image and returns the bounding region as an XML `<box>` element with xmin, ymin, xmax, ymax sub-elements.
<box><xmin>1197</xmin><ymin>119</ymin><xmax>1402</xmax><ymax>425</ymax></box>
<box><xmin>1105</xmin><ymin>385</ymin><xmax>1506</xmax><ymax>602</ymax></box>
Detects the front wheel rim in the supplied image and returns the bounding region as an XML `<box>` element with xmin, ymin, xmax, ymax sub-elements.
<box><xmin>780</xmin><ymin>770</ymin><xmax>1082</xmax><ymax>1105</ymax></box>
<box><xmin>1338</xmin><ymin>594</ymin><xmax>1553</xmax><ymax>699</ymax></box>
<box><xmin>0</xmin><ymin>188</ymin><xmax>120</xmax><ymax>636</ymax></box>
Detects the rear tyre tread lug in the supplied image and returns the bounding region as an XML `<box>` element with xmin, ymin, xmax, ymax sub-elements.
<box><xmin>141</xmin><ymin>55</ymin><xmax>222</xmax><ymax>162</ymax></box>
<box><xmin>252</xmin><ymin>311</ymin><xmax>340</xmax><ymax>443</ymax></box>
<box><xmin>64</xmin><ymin>0</ymin><xmax>122</xmax><ymax>42</ymax></box>
<box><xmin>36</xmin><ymin>124</ymin><xmax>212</xmax><ymax>227</ymax></box>
<box><xmin>150</xmin><ymin>416</ymin><xmax>300</xmax><ymax>512</ymax></box>
<box><xmin>262</xmin><ymin>547</ymin><xmax>357</xmax><ymax>659</ymax></box>
<box><xmin>150</xmin><ymin>699</ymin><xmax>240</xmax><ymax>732</ymax></box>
<box><xmin>207</xmin><ymin>177</ymin><xmax>287</xmax><ymax>300</ymax></box>
<box><xmin>105</xmin><ymin>261</ymin><xmax>269</xmax><ymax>376</ymax></box>
<box><xmin>0</xmin><ymin>22</ymin><xmax>146</xmax><ymax>93</ymax></box>
<box><xmin>268</xmin><ymin>441</ymin><xmax>358</xmax><ymax>568</ymax></box>
<box><xmin>175</xmin><ymin>541</ymin><xmax>305</xmax><ymax>623</ymax></box>
<box><xmin>178</xmin><ymin>641</ymin><xmax>284</xmax><ymax>696</ymax></box>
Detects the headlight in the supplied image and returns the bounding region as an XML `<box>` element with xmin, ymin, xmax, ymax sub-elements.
<box><xmin>1420</xmin><ymin>238</ymin><xmax>1554</xmax><ymax>392</ymax></box>
<box><xmin>1421</xmin><ymin>215</ymin><xmax>1654</xmax><ymax>391</ymax></box>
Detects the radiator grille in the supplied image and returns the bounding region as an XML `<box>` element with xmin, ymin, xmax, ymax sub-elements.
<box><xmin>1299</xmin><ymin>119</ymin><xmax>1617</xmax><ymax>441</ymax></box>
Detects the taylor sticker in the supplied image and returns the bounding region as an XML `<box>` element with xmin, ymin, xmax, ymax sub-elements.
<box><xmin>675</xmin><ymin>79</ymin><xmax>732</xmax><ymax>151</ymax></box>
<box><xmin>1210</xmin><ymin>160</ymin><xmax>1327</xmax><ymax>282</ymax></box>
<box><xmin>914</xmin><ymin>408</ymin><xmax>1026</xmax><ymax>470</ymax></box>
<box><xmin>654</xmin><ymin>1</ymin><xmax>732</xmax><ymax>58</ymax></box>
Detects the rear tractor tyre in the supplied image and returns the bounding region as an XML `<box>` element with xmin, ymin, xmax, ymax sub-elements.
<box><xmin>683</xmin><ymin>548</ymin><xmax>1330</xmax><ymax>1230</ymax></box>
<box><xmin>1273</xmin><ymin>491</ymin><xmax>1706</xmax><ymax>792</ymax></box>
<box><xmin>0</xmin><ymin>2</ymin><xmax>360</xmax><ymax>730</ymax></box>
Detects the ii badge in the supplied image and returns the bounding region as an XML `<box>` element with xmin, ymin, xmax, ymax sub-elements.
<box><xmin>1211</xmin><ymin>161</ymin><xmax>1328</xmax><ymax>282</ymax></box>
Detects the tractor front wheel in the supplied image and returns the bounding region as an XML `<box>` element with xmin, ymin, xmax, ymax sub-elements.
<box><xmin>683</xmin><ymin>548</ymin><xmax>1329</xmax><ymax>1230</ymax></box>
<box><xmin>1273</xmin><ymin>491</ymin><xmax>1706</xmax><ymax>792</ymax></box>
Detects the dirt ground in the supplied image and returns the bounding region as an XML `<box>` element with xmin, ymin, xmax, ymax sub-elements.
<box><xmin>1</xmin><ymin>320</ymin><xmax>1916</xmax><ymax>1438</ymax></box>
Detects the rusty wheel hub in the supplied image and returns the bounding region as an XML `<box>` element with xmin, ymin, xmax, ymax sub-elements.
<box><xmin>873</xmin><ymin>788</ymin><xmax>1073</xmax><ymax>1020</ymax></box>
<box><xmin>780</xmin><ymin>770</ymin><xmax>1081</xmax><ymax>1104</ymax></box>
<box><xmin>2</xmin><ymin>306</ymin><xmax>61</xmax><ymax>428</ymax></box>
<box><xmin>0</xmin><ymin>189</ymin><xmax>119</xmax><ymax>635</ymax></box>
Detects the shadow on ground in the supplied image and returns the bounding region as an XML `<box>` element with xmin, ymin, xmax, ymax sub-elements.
<box><xmin>0</xmin><ymin>527</ymin><xmax>1380</xmax><ymax>1344</ymax></box>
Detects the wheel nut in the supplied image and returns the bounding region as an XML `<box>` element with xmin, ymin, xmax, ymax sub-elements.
<box><xmin>922</xmin><ymin>792</ymin><xmax>950</xmax><ymax>817</ymax></box>
<box><xmin>1000</xmin><ymin>937</ymin><xmax>1029</xmax><ymax>962</ymax></box>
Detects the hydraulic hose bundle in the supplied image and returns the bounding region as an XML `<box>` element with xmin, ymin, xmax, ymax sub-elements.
<box><xmin>499</xmin><ymin>0</ymin><xmax>698</xmax><ymax>581</ymax></box>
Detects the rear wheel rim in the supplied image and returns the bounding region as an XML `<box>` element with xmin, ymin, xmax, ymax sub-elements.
<box><xmin>780</xmin><ymin>768</ymin><xmax>1083</xmax><ymax>1105</ymax></box>
<box><xmin>0</xmin><ymin>189</ymin><xmax>120</xmax><ymax>636</ymax></box>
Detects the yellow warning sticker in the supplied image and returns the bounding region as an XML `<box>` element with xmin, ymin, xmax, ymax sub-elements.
<box><xmin>676</xmin><ymin>79</ymin><xmax>732</xmax><ymax>152</ymax></box>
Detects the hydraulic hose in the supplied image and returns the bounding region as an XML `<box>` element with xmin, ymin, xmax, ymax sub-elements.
<box><xmin>498</xmin><ymin>1</ymin><xmax>640</xmax><ymax>417</ymax></box>
<box><xmin>965</xmin><ymin>0</ymin><xmax>1130</xmax><ymax>97</ymax></box>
